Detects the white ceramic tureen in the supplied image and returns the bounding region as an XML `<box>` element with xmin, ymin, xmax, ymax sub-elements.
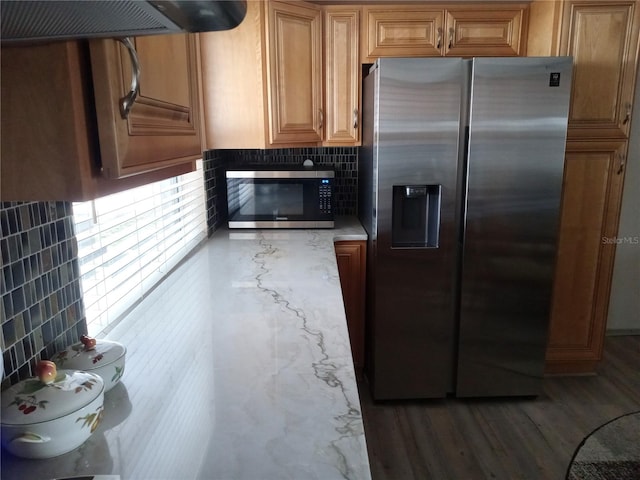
<box><xmin>51</xmin><ymin>335</ymin><xmax>126</xmax><ymax>392</ymax></box>
<box><xmin>1</xmin><ymin>361</ymin><xmax>105</xmax><ymax>459</ymax></box>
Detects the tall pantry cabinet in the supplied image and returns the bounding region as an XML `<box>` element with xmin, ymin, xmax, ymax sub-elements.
<box><xmin>528</xmin><ymin>0</ymin><xmax>640</xmax><ymax>373</ymax></box>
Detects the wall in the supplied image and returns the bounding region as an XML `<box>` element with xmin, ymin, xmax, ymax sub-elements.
<box><xmin>1</xmin><ymin>201</ymin><xmax>86</xmax><ymax>389</ymax></box>
<box><xmin>203</xmin><ymin>147</ymin><xmax>359</xmax><ymax>234</ymax></box>
<box><xmin>607</xmin><ymin>74</ymin><xmax>640</xmax><ymax>333</ymax></box>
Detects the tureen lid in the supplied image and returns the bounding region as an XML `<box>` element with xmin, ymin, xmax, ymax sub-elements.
<box><xmin>51</xmin><ymin>337</ymin><xmax>126</xmax><ymax>371</ymax></box>
<box><xmin>1</xmin><ymin>370</ymin><xmax>104</xmax><ymax>425</ymax></box>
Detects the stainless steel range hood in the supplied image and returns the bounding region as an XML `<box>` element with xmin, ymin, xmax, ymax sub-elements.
<box><xmin>1</xmin><ymin>0</ymin><xmax>247</xmax><ymax>44</ymax></box>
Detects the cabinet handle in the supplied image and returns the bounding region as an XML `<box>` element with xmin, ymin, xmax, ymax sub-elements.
<box><xmin>353</xmin><ymin>109</ymin><xmax>358</xmax><ymax>129</ymax></box>
<box><xmin>617</xmin><ymin>154</ymin><xmax>625</xmax><ymax>175</ymax></box>
<box><xmin>448</xmin><ymin>28</ymin><xmax>454</xmax><ymax>49</ymax></box>
<box><xmin>319</xmin><ymin>109</ymin><xmax>324</xmax><ymax>129</ymax></box>
<box><xmin>436</xmin><ymin>28</ymin><xmax>443</xmax><ymax>50</ymax></box>
<box><xmin>117</xmin><ymin>37</ymin><xmax>141</xmax><ymax>119</ymax></box>
<box><xmin>623</xmin><ymin>102</ymin><xmax>631</xmax><ymax>125</ymax></box>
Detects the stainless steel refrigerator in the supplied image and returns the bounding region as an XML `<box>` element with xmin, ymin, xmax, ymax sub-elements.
<box><xmin>359</xmin><ymin>57</ymin><xmax>572</xmax><ymax>400</ymax></box>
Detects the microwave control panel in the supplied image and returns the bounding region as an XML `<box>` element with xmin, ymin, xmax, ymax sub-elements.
<box><xmin>319</xmin><ymin>179</ymin><xmax>333</xmax><ymax>215</ymax></box>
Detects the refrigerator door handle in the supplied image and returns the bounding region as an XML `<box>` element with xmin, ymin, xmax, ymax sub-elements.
<box><xmin>458</xmin><ymin>125</ymin><xmax>470</xmax><ymax>246</ymax></box>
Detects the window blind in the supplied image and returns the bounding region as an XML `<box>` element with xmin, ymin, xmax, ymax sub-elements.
<box><xmin>73</xmin><ymin>161</ymin><xmax>207</xmax><ymax>336</ymax></box>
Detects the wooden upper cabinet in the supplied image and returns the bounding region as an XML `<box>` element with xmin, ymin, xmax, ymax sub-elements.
<box><xmin>200</xmin><ymin>0</ymin><xmax>361</xmax><ymax>148</ymax></box>
<box><xmin>445</xmin><ymin>7</ymin><xmax>527</xmax><ymax>56</ymax></box>
<box><xmin>362</xmin><ymin>3</ymin><xmax>529</xmax><ymax>62</ymax></box>
<box><xmin>0</xmin><ymin>37</ymin><xmax>197</xmax><ymax>202</ymax></box>
<box><xmin>362</xmin><ymin>6</ymin><xmax>443</xmax><ymax>61</ymax></box>
<box><xmin>560</xmin><ymin>1</ymin><xmax>640</xmax><ymax>139</ymax></box>
<box><xmin>199</xmin><ymin>1</ymin><xmax>269</xmax><ymax>149</ymax></box>
<box><xmin>324</xmin><ymin>7</ymin><xmax>361</xmax><ymax>145</ymax></box>
<box><xmin>90</xmin><ymin>34</ymin><xmax>202</xmax><ymax>178</ymax></box>
<box><xmin>265</xmin><ymin>1</ymin><xmax>323</xmax><ymax>144</ymax></box>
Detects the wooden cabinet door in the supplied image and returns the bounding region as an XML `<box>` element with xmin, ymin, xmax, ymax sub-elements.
<box><xmin>0</xmin><ymin>40</ymin><xmax>195</xmax><ymax>201</ymax></box>
<box><xmin>1</xmin><ymin>42</ymin><xmax>95</xmax><ymax>200</ymax></box>
<box><xmin>560</xmin><ymin>1</ymin><xmax>640</xmax><ymax>139</ymax></box>
<box><xmin>445</xmin><ymin>6</ymin><xmax>528</xmax><ymax>56</ymax></box>
<box><xmin>362</xmin><ymin>6</ymin><xmax>444</xmax><ymax>61</ymax></box>
<box><xmin>324</xmin><ymin>7</ymin><xmax>360</xmax><ymax>146</ymax></box>
<box><xmin>199</xmin><ymin>0</ymin><xmax>271</xmax><ymax>150</ymax></box>
<box><xmin>335</xmin><ymin>241</ymin><xmax>367</xmax><ymax>371</ymax></box>
<box><xmin>546</xmin><ymin>140</ymin><xmax>627</xmax><ymax>374</ymax></box>
<box><xmin>266</xmin><ymin>1</ymin><xmax>323</xmax><ymax>144</ymax></box>
<box><xmin>90</xmin><ymin>34</ymin><xmax>202</xmax><ymax>178</ymax></box>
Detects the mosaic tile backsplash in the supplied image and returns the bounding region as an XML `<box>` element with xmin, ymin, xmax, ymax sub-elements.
<box><xmin>1</xmin><ymin>202</ymin><xmax>87</xmax><ymax>389</ymax></box>
<box><xmin>203</xmin><ymin>147</ymin><xmax>358</xmax><ymax>234</ymax></box>
<box><xmin>203</xmin><ymin>149</ymin><xmax>230</xmax><ymax>236</ymax></box>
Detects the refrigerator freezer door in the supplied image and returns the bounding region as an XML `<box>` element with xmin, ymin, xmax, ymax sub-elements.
<box><xmin>457</xmin><ymin>57</ymin><xmax>572</xmax><ymax>396</ymax></box>
<box><xmin>365</xmin><ymin>57</ymin><xmax>464</xmax><ymax>399</ymax></box>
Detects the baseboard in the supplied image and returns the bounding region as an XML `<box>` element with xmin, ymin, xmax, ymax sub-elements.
<box><xmin>606</xmin><ymin>329</ymin><xmax>640</xmax><ymax>336</ymax></box>
<box><xmin>544</xmin><ymin>360</ymin><xmax>598</xmax><ymax>375</ymax></box>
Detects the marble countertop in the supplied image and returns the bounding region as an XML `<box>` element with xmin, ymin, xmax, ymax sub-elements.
<box><xmin>1</xmin><ymin>218</ymin><xmax>371</xmax><ymax>480</ymax></box>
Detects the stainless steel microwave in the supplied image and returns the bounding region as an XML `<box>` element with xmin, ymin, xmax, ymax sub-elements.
<box><xmin>226</xmin><ymin>168</ymin><xmax>335</xmax><ymax>228</ymax></box>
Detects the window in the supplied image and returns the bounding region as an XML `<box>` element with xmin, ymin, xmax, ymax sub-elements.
<box><xmin>73</xmin><ymin>161</ymin><xmax>207</xmax><ymax>336</ymax></box>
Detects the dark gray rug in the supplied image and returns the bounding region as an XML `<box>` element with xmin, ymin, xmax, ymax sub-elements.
<box><xmin>566</xmin><ymin>411</ymin><xmax>640</xmax><ymax>480</ymax></box>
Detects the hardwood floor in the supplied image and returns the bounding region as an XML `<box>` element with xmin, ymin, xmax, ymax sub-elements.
<box><xmin>358</xmin><ymin>335</ymin><xmax>640</xmax><ymax>480</ymax></box>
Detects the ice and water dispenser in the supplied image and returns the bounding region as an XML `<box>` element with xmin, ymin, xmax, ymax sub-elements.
<box><xmin>391</xmin><ymin>185</ymin><xmax>441</xmax><ymax>248</ymax></box>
